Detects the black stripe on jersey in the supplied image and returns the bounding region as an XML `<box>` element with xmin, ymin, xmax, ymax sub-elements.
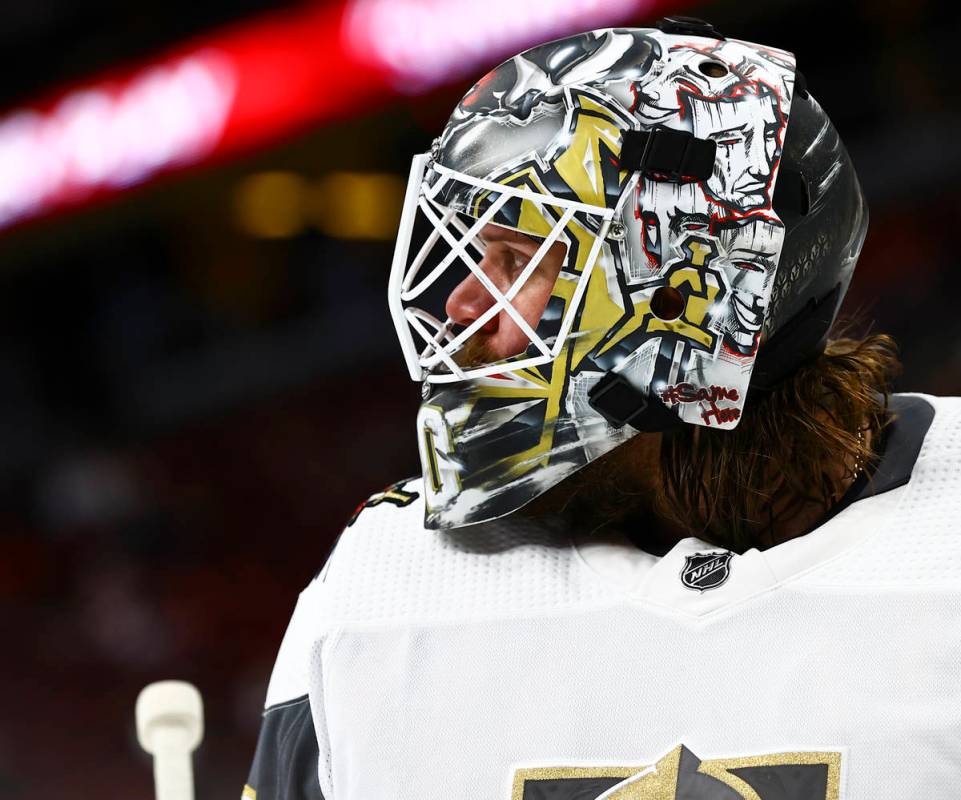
<box><xmin>245</xmin><ymin>695</ymin><xmax>325</xmax><ymax>800</ymax></box>
<box><xmin>860</xmin><ymin>394</ymin><xmax>935</xmax><ymax>498</ymax></box>
<box><xmin>821</xmin><ymin>394</ymin><xmax>935</xmax><ymax>527</ymax></box>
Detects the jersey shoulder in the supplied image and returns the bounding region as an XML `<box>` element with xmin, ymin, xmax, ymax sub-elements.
<box><xmin>260</xmin><ymin>478</ymin><xmax>427</xmax><ymax>708</ymax></box>
<box><xmin>904</xmin><ymin>393</ymin><xmax>961</xmax><ymax>463</ymax></box>
<box><xmin>878</xmin><ymin>393</ymin><xmax>961</xmax><ymax>494</ymax></box>
<box><xmin>308</xmin><ymin>476</ymin><xmax>605</xmax><ymax>629</ymax></box>
<box><xmin>804</xmin><ymin>392</ymin><xmax>961</xmax><ymax>589</ymax></box>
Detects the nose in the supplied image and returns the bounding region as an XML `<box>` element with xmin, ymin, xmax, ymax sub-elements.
<box><xmin>445</xmin><ymin>274</ymin><xmax>499</xmax><ymax>333</ymax></box>
<box><xmin>445</xmin><ymin>253</ymin><xmax>509</xmax><ymax>333</ymax></box>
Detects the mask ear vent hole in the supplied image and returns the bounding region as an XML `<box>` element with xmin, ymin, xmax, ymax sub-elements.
<box><xmin>651</xmin><ymin>286</ymin><xmax>685</xmax><ymax>321</ymax></box>
<box><xmin>698</xmin><ymin>60</ymin><xmax>728</xmax><ymax>78</ymax></box>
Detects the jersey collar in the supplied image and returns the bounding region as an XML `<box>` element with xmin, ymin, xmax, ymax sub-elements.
<box><xmin>573</xmin><ymin>394</ymin><xmax>935</xmax><ymax>616</ymax></box>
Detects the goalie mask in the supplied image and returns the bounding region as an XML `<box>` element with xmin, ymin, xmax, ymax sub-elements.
<box><xmin>389</xmin><ymin>19</ymin><xmax>868</xmax><ymax>529</ymax></box>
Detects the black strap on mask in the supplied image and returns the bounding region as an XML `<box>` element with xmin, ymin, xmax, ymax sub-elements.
<box><xmin>772</xmin><ymin>167</ymin><xmax>809</xmax><ymax>219</ymax></box>
<box><xmin>587</xmin><ymin>371</ymin><xmax>684</xmax><ymax>432</ymax></box>
<box><xmin>620</xmin><ymin>129</ymin><xmax>717</xmax><ymax>182</ymax></box>
<box><xmin>654</xmin><ymin>16</ymin><xmax>725</xmax><ymax>39</ymax></box>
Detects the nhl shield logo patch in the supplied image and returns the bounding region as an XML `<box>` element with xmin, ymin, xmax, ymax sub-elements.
<box><xmin>680</xmin><ymin>551</ymin><xmax>733</xmax><ymax>592</ymax></box>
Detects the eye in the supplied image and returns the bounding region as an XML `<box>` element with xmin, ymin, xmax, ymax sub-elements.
<box><xmin>505</xmin><ymin>246</ymin><xmax>533</xmax><ymax>277</ymax></box>
<box><xmin>718</xmin><ymin>138</ymin><xmax>739</xmax><ymax>147</ymax></box>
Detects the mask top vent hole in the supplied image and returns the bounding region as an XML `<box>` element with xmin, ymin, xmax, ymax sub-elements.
<box><xmin>698</xmin><ymin>61</ymin><xmax>728</xmax><ymax>78</ymax></box>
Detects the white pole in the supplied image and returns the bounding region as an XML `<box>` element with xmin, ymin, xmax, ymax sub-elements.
<box><xmin>136</xmin><ymin>681</ymin><xmax>204</xmax><ymax>800</ymax></box>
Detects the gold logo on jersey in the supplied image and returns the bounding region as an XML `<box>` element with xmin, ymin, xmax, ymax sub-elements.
<box><xmin>346</xmin><ymin>480</ymin><xmax>419</xmax><ymax>527</ymax></box>
<box><xmin>511</xmin><ymin>744</ymin><xmax>842</xmax><ymax>799</ymax></box>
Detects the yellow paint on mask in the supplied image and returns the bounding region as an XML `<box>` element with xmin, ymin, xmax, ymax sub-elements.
<box><xmin>552</xmin><ymin>94</ymin><xmax>629</xmax><ymax>208</ymax></box>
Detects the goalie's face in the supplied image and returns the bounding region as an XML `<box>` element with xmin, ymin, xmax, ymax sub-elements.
<box><xmin>389</xmin><ymin>156</ymin><xmax>611</xmax><ymax>384</ymax></box>
<box><xmin>445</xmin><ymin>224</ymin><xmax>567</xmax><ymax>366</ymax></box>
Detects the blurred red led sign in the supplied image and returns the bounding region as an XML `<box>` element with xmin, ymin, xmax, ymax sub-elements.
<box><xmin>0</xmin><ymin>0</ymin><xmax>658</xmax><ymax>233</ymax></box>
<box><xmin>345</xmin><ymin>0</ymin><xmax>654</xmax><ymax>90</ymax></box>
<box><xmin>0</xmin><ymin>51</ymin><xmax>236</xmax><ymax>228</ymax></box>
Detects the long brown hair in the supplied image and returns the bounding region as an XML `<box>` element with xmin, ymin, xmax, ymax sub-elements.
<box><xmin>656</xmin><ymin>333</ymin><xmax>900</xmax><ymax>551</ymax></box>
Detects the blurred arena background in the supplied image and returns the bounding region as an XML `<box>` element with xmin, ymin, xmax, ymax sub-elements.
<box><xmin>0</xmin><ymin>0</ymin><xmax>957</xmax><ymax>797</ymax></box>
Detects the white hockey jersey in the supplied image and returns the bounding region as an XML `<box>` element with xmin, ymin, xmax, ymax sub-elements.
<box><xmin>245</xmin><ymin>393</ymin><xmax>961</xmax><ymax>800</ymax></box>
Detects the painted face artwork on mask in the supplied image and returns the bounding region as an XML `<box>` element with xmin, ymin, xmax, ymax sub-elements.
<box><xmin>716</xmin><ymin>218</ymin><xmax>783</xmax><ymax>354</ymax></box>
<box><xmin>685</xmin><ymin>85</ymin><xmax>783</xmax><ymax>212</ymax></box>
<box><xmin>389</xmin><ymin>27</ymin><xmax>800</xmax><ymax>528</ymax></box>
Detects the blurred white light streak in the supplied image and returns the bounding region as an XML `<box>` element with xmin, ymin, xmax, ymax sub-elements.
<box><xmin>345</xmin><ymin>0</ymin><xmax>650</xmax><ymax>91</ymax></box>
<box><xmin>0</xmin><ymin>50</ymin><xmax>236</xmax><ymax>229</ymax></box>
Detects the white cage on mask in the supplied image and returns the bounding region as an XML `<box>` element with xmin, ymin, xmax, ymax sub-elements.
<box><xmin>389</xmin><ymin>153</ymin><xmax>624</xmax><ymax>384</ymax></box>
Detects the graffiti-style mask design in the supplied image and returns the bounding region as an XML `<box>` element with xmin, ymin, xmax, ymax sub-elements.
<box><xmin>389</xmin><ymin>24</ymin><xmax>865</xmax><ymax>529</ymax></box>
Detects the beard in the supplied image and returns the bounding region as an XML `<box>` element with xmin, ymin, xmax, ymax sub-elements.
<box><xmin>453</xmin><ymin>335</ymin><xmax>500</xmax><ymax>369</ymax></box>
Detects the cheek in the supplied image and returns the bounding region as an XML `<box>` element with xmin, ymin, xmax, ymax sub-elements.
<box><xmin>491</xmin><ymin>310</ymin><xmax>535</xmax><ymax>358</ymax></box>
<box><xmin>514</xmin><ymin>269</ymin><xmax>558</xmax><ymax>322</ymax></box>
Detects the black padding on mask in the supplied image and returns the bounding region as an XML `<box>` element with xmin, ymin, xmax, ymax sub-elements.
<box><xmin>588</xmin><ymin>371</ymin><xmax>648</xmax><ymax>428</ymax></box>
<box><xmin>621</xmin><ymin>129</ymin><xmax>717</xmax><ymax>182</ymax></box>
<box><xmin>750</xmin><ymin>283</ymin><xmax>842</xmax><ymax>392</ymax></box>
<box><xmin>793</xmin><ymin>69</ymin><xmax>809</xmax><ymax>99</ymax></box>
<box><xmin>588</xmin><ymin>372</ymin><xmax>683</xmax><ymax>432</ymax></box>
<box><xmin>773</xmin><ymin>167</ymin><xmax>809</xmax><ymax>219</ymax></box>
